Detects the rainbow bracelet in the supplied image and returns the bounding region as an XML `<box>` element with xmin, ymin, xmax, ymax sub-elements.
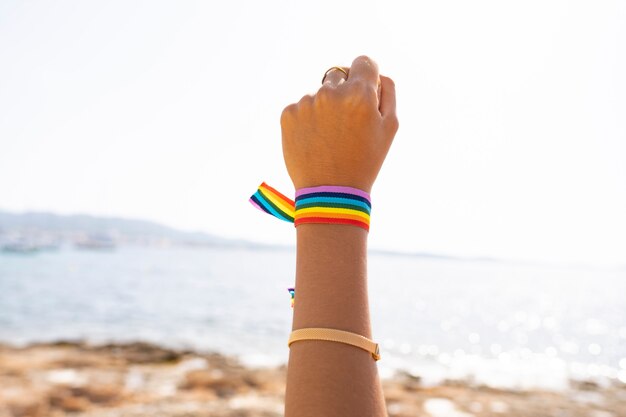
<box><xmin>294</xmin><ymin>185</ymin><xmax>371</xmax><ymax>231</ymax></box>
<box><xmin>250</xmin><ymin>183</ymin><xmax>371</xmax><ymax>231</ymax></box>
<box><xmin>250</xmin><ymin>183</ymin><xmax>371</xmax><ymax>308</ymax></box>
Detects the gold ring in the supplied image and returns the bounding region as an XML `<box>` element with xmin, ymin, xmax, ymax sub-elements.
<box><xmin>322</xmin><ymin>66</ymin><xmax>348</xmax><ymax>84</ymax></box>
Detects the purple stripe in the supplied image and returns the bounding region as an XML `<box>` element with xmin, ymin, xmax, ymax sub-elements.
<box><xmin>295</xmin><ymin>185</ymin><xmax>371</xmax><ymax>202</ymax></box>
<box><xmin>249</xmin><ymin>198</ymin><xmax>265</xmax><ymax>212</ymax></box>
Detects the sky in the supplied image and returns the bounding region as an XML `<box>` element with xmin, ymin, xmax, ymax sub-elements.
<box><xmin>0</xmin><ymin>1</ymin><xmax>625</xmax><ymax>267</ymax></box>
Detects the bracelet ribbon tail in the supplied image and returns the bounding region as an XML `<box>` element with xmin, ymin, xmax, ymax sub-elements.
<box><xmin>249</xmin><ymin>182</ymin><xmax>295</xmax><ymax>223</ymax></box>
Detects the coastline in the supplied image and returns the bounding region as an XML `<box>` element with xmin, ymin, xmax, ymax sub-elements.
<box><xmin>1</xmin><ymin>341</ymin><xmax>624</xmax><ymax>417</ymax></box>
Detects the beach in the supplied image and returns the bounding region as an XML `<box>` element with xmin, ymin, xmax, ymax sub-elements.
<box><xmin>1</xmin><ymin>341</ymin><xmax>625</xmax><ymax>417</ymax></box>
<box><xmin>1</xmin><ymin>246</ymin><xmax>625</xmax><ymax>416</ymax></box>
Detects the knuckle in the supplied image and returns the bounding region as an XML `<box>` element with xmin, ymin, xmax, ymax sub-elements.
<box><xmin>280</xmin><ymin>104</ymin><xmax>296</xmax><ymax>126</ymax></box>
<box><xmin>383</xmin><ymin>76</ymin><xmax>396</xmax><ymax>89</ymax></box>
<box><xmin>315</xmin><ymin>86</ymin><xmax>334</xmax><ymax>102</ymax></box>
<box><xmin>298</xmin><ymin>94</ymin><xmax>314</xmax><ymax>106</ymax></box>
<box><xmin>386</xmin><ymin>115</ymin><xmax>400</xmax><ymax>134</ymax></box>
<box><xmin>281</xmin><ymin>94</ymin><xmax>314</xmax><ymax>126</ymax></box>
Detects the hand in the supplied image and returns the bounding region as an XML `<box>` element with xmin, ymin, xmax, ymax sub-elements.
<box><xmin>280</xmin><ymin>55</ymin><xmax>399</xmax><ymax>194</ymax></box>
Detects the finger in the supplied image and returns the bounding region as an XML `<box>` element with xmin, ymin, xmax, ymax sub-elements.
<box><xmin>322</xmin><ymin>66</ymin><xmax>349</xmax><ymax>87</ymax></box>
<box><xmin>346</xmin><ymin>55</ymin><xmax>379</xmax><ymax>88</ymax></box>
<box><xmin>378</xmin><ymin>75</ymin><xmax>396</xmax><ymax>118</ymax></box>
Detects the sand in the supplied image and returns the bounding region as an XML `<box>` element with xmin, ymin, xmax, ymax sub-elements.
<box><xmin>0</xmin><ymin>341</ymin><xmax>624</xmax><ymax>417</ymax></box>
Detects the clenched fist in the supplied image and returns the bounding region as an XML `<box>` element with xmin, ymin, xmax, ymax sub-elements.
<box><xmin>280</xmin><ymin>55</ymin><xmax>399</xmax><ymax>194</ymax></box>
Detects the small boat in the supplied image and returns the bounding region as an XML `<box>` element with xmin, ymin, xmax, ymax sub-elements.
<box><xmin>1</xmin><ymin>241</ymin><xmax>41</xmax><ymax>254</ymax></box>
<box><xmin>74</xmin><ymin>234</ymin><xmax>116</xmax><ymax>250</ymax></box>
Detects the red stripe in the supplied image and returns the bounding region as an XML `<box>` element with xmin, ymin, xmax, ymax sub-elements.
<box><xmin>296</xmin><ymin>211</ymin><xmax>368</xmax><ymax>222</ymax></box>
<box><xmin>260</xmin><ymin>182</ymin><xmax>295</xmax><ymax>207</ymax></box>
<box><xmin>294</xmin><ymin>217</ymin><xmax>369</xmax><ymax>231</ymax></box>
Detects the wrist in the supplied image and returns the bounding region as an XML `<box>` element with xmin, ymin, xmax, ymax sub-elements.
<box><xmin>250</xmin><ymin>183</ymin><xmax>373</xmax><ymax>232</ymax></box>
<box><xmin>293</xmin><ymin>179</ymin><xmax>373</xmax><ymax>195</ymax></box>
<box><xmin>296</xmin><ymin>222</ymin><xmax>369</xmax><ymax>241</ymax></box>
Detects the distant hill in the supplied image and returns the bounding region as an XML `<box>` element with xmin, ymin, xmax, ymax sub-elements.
<box><xmin>0</xmin><ymin>210</ymin><xmax>256</xmax><ymax>248</ymax></box>
<box><xmin>0</xmin><ymin>210</ymin><xmax>486</xmax><ymax>258</ymax></box>
<box><xmin>3</xmin><ymin>211</ymin><xmax>584</xmax><ymax>267</ymax></box>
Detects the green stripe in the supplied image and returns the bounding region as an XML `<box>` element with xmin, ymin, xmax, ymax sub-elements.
<box><xmin>259</xmin><ymin>189</ymin><xmax>294</xmax><ymax>221</ymax></box>
<box><xmin>295</xmin><ymin>201</ymin><xmax>370</xmax><ymax>214</ymax></box>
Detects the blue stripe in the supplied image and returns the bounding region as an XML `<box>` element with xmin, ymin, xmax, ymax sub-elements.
<box><xmin>295</xmin><ymin>192</ymin><xmax>371</xmax><ymax>207</ymax></box>
<box><xmin>295</xmin><ymin>196</ymin><xmax>371</xmax><ymax>212</ymax></box>
<box><xmin>258</xmin><ymin>189</ymin><xmax>295</xmax><ymax>221</ymax></box>
<box><xmin>255</xmin><ymin>191</ymin><xmax>293</xmax><ymax>223</ymax></box>
<box><xmin>250</xmin><ymin>195</ymin><xmax>271</xmax><ymax>214</ymax></box>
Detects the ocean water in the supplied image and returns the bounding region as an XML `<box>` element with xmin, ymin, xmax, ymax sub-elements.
<box><xmin>0</xmin><ymin>246</ymin><xmax>624</xmax><ymax>391</ymax></box>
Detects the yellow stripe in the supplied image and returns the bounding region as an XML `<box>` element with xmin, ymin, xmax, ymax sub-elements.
<box><xmin>295</xmin><ymin>207</ymin><xmax>370</xmax><ymax>221</ymax></box>
<box><xmin>296</xmin><ymin>212</ymin><xmax>369</xmax><ymax>224</ymax></box>
<box><xmin>259</xmin><ymin>188</ymin><xmax>296</xmax><ymax>217</ymax></box>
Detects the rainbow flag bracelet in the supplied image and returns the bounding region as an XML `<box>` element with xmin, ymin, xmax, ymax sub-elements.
<box><xmin>249</xmin><ymin>182</ymin><xmax>371</xmax><ymax>231</ymax></box>
<box><xmin>250</xmin><ymin>182</ymin><xmax>372</xmax><ymax>308</ymax></box>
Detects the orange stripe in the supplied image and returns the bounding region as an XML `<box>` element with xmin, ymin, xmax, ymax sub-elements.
<box><xmin>295</xmin><ymin>212</ymin><xmax>369</xmax><ymax>223</ymax></box>
<box><xmin>260</xmin><ymin>182</ymin><xmax>295</xmax><ymax>207</ymax></box>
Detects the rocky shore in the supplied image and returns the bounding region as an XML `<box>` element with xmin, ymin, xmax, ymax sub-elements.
<box><xmin>0</xmin><ymin>341</ymin><xmax>624</xmax><ymax>417</ymax></box>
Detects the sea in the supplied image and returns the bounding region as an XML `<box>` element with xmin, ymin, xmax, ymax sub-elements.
<box><xmin>0</xmin><ymin>245</ymin><xmax>625</xmax><ymax>391</ymax></box>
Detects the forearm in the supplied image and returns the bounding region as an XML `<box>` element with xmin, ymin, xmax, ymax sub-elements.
<box><xmin>284</xmin><ymin>224</ymin><xmax>387</xmax><ymax>417</ymax></box>
<box><xmin>278</xmin><ymin>55</ymin><xmax>397</xmax><ymax>417</ymax></box>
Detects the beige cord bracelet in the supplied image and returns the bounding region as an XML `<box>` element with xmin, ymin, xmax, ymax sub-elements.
<box><xmin>288</xmin><ymin>328</ymin><xmax>381</xmax><ymax>361</ymax></box>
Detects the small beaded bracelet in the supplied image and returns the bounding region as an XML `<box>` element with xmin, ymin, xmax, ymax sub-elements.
<box><xmin>287</xmin><ymin>287</ymin><xmax>295</xmax><ymax>308</ymax></box>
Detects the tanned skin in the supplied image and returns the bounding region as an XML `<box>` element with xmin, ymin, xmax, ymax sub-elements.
<box><xmin>281</xmin><ymin>55</ymin><xmax>399</xmax><ymax>417</ymax></box>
